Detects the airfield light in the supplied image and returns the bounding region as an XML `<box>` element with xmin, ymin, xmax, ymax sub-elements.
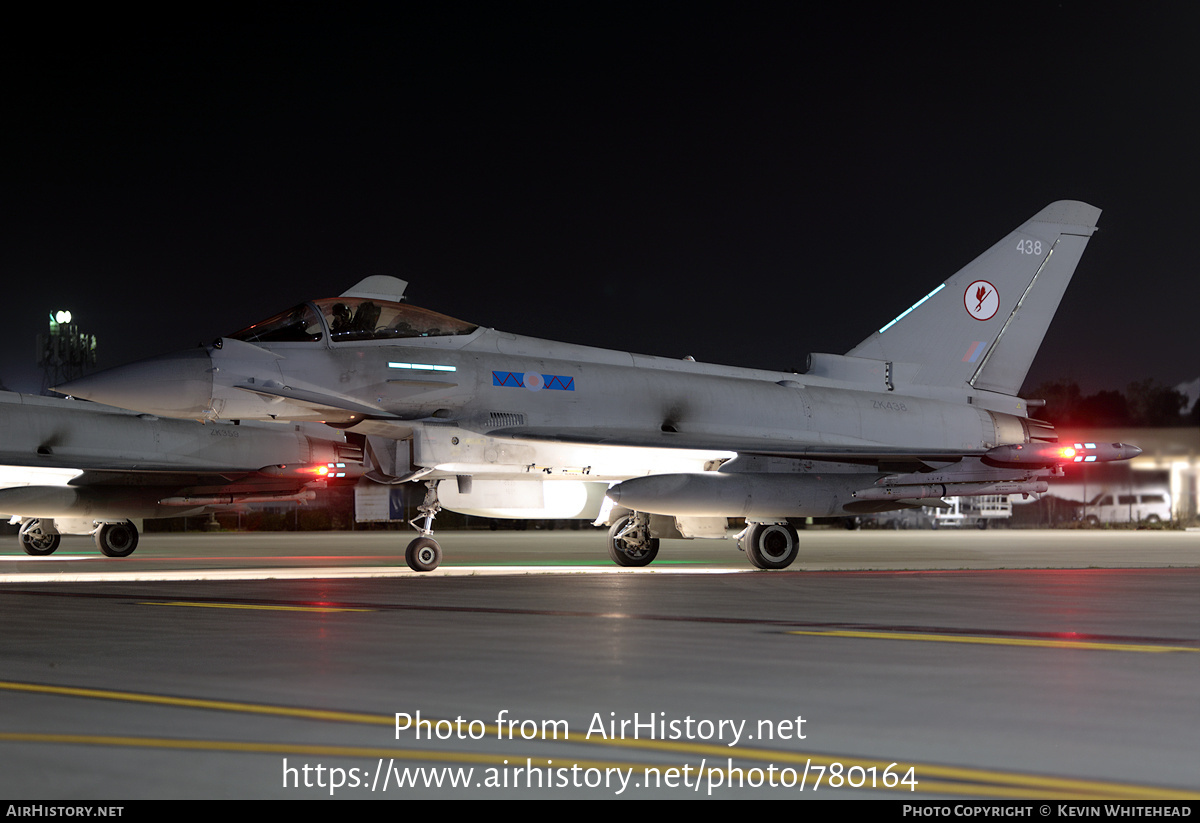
<box><xmin>39</xmin><ymin>309</ymin><xmax>96</xmax><ymax>390</ymax></box>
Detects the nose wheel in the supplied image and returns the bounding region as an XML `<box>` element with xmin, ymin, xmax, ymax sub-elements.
<box><xmin>405</xmin><ymin>480</ymin><xmax>444</xmax><ymax>571</ymax></box>
<box><xmin>405</xmin><ymin>537</ymin><xmax>442</xmax><ymax>572</ymax></box>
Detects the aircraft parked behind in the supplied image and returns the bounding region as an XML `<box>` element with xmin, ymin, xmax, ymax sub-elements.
<box><xmin>0</xmin><ymin>392</ymin><xmax>360</xmax><ymax>556</ymax></box>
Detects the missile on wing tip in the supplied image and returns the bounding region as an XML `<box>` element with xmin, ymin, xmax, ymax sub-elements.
<box><xmin>985</xmin><ymin>441</ymin><xmax>1141</xmax><ymax>466</ymax></box>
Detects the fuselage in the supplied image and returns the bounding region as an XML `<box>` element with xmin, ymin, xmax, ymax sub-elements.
<box><xmin>58</xmin><ymin>297</ymin><xmax>1038</xmax><ymax>480</ymax></box>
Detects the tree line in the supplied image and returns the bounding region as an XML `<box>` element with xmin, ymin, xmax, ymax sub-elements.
<box><xmin>1026</xmin><ymin>379</ymin><xmax>1196</xmax><ymax>427</ymax></box>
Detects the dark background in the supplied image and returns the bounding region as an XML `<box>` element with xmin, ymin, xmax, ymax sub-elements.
<box><xmin>3</xmin><ymin>5</ymin><xmax>1196</xmax><ymax>395</ymax></box>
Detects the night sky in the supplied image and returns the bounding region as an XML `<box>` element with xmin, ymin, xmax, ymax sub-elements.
<box><xmin>4</xmin><ymin>6</ymin><xmax>1197</xmax><ymax>396</ymax></box>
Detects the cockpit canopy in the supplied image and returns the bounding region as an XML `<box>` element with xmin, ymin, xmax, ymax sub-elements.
<box><xmin>230</xmin><ymin>297</ymin><xmax>478</xmax><ymax>344</ymax></box>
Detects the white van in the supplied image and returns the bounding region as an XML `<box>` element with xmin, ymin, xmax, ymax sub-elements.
<box><xmin>1084</xmin><ymin>490</ymin><xmax>1172</xmax><ymax>524</ymax></box>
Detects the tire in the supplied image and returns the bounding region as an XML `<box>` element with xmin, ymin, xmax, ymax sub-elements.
<box><xmin>20</xmin><ymin>520</ymin><xmax>60</xmax><ymax>556</ymax></box>
<box><xmin>95</xmin><ymin>521</ymin><xmax>139</xmax><ymax>557</ymax></box>
<box><xmin>405</xmin><ymin>537</ymin><xmax>442</xmax><ymax>571</ymax></box>
<box><xmin>742</xmin><ymin>523</ymin><xmax>799</xmax><ymax>570</ymax></box>
<box><xmin>607</xmin><ymin>516</ymin><xmax>659</xmax><ymax>567</ymax></box>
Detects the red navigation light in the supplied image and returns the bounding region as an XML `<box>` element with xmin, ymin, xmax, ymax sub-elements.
<box><xmin>1058</xmin><ymin>446</ymin><xmax>1077</xmax><ymax>460</ymax></box>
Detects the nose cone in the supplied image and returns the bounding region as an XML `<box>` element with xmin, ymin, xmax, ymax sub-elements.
<box><xmin>55</xmin><ymin>348</ymin><xmax>213</xmax><ymax>417</ymax></box>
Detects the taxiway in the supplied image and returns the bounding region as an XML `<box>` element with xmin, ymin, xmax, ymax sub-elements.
<box><xmin>1</xmin><ymin>529</ymin><xmax>1197</xmax><ymax>799</ymax></box>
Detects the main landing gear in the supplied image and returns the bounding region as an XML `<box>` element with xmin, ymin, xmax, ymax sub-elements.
<box><xmin>605</xmin><ymin>511</ymin><xmax>800</xmax><ymax>570</ymax></box>
<box><xmin>95</xmin><ymin>521</ymin><xmax>139</xmax><ymax>557</ymax></box>
<box><xmin>19</xmin><ymin>519</ymin><xmax>60</xmax><ymax>556</ymax></box>
<box><xmin>405</xmin><ymin>480</ymin><xmax>443</xmax><ymax>571</ymax></box>
<box><xmin>18</xmin><ymin>518</ymin><xmax>140</xmax><ymax>558</ymax></box>
<box><xmin>739</xmin><ymin>522</ymin><xmax>800</xmax><ymax>570</ymax></box>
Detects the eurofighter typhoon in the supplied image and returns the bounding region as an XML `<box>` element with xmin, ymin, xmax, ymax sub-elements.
<box><xmin>58</xmin><ymin>201</ymin><xmax>1139</xmax><ymax>570</ymax></box>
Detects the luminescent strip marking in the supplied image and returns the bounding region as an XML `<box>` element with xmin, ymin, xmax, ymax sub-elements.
<box><xmin>388</xmin><ymin>362</ymin><xmax>456</xmax><ymax>372</ymax></box>
<box><xmin>878</xmin><ymin>283</ymin><xmax>945</xmax><ymax>334</ymax></box>
<box><xmin>141</xmin><ymin>601</ymin><xmax>374</xmax><ymax>613</ymax></box>
<box><xmin>1</xmin><ymin>683</ymin><xmax>1188</xmax><ymax>798</ymax></box>
<box><xmin>786</xmin><ymin>629</ymin><xmax>1200</xmax><ymax>653</ymax></box>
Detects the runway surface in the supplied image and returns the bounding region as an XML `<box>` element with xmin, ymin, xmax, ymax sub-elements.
<box><xmin>1</xmin><ymin>528</ymin><xmax>1197</xmax><ymax>799</ymax></box>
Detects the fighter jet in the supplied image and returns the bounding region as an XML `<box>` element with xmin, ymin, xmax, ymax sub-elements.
<box><xmin>58</xmin><ymin>201</ymin><xmax>1139</xmax><ymax>571</ymax></box>
<box><xmin>0</xmin><ymin>391</ymin><xmax>361</xmax><ymax>556</ymax></box>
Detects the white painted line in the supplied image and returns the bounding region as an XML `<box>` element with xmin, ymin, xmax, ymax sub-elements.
<box><xmin>0</xmin><ymin>565</ymin><xmax>753</xmax><ymax>583</ymax></box>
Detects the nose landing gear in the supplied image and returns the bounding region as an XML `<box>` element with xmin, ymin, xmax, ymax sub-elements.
<box><xmin>404</xmin><ymin>480</ymin><xmax>443</xmax><ymax>571</ymax></box>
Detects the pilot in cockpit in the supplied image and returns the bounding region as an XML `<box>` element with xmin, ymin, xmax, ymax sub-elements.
<box><xmin>329</xmin><ymin>303</ymin><xmax>353</xmax><ymax>335</ymax></box>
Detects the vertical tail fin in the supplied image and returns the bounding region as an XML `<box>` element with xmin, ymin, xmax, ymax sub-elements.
<box><xmin>847</xmin><ymin>201</ymin><xmax>1101</xmax><ymax>395</ymax></box>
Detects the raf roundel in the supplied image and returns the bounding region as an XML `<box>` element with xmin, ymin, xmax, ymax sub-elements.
<box><xmin>524</xmin><ymin>372</ymin><xmax>545</xmax><ymax>392</ymax></box>
<box><xmin>964</xmin><ymin>280</ymin><xmax>999</xmax><ymax>321</ymax></box>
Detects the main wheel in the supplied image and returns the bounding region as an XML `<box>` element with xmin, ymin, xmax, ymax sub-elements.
<box><xmin>607</xmin><ymin>515</ymin><xmax>659</xmax><ymax>567</ymax></box>
<box><xmin>95</xmin><ymin>521</ymin><xmax>139</xmax><ymax>557</ymax></box>
<box><xmin>20</xmin><ymin>520</ymin><xmax>61</xmax><ymax>556</ymax></box>
<box><xmin>742</xmin><ymin>523</ymin><xmax>799</xmax><ymax>570</ymax></box>
<box><xmin>405</xmin><ymin>537</ymin><xmax>442</xmax><ymax>571</ymax></box>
